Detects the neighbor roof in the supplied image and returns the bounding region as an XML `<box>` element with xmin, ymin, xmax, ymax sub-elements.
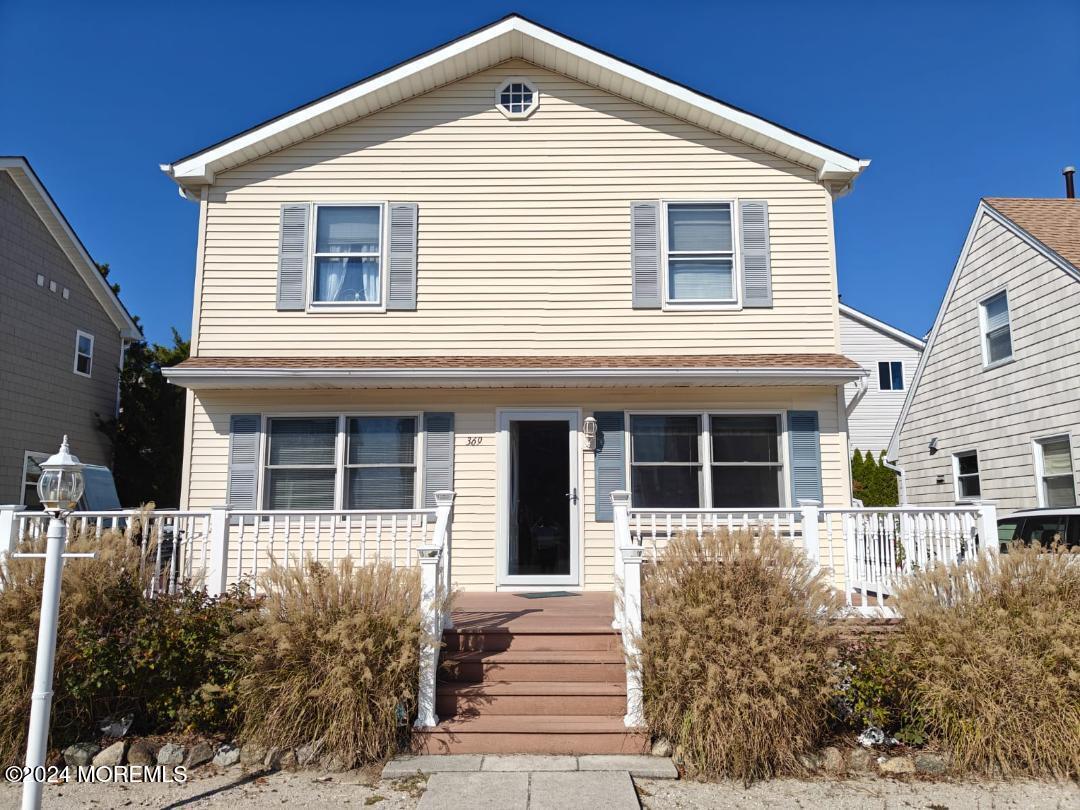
<box><xmin>162</xmin><ymin>14</ymin><xmax>867</xmax><ymax>193</ymax></box>
<box><xmin>838</xmin><ymin>303</ymin><xmax>925</xmax><ymax>351</ymax></box>
<box><xmin>984</xmin><ymin>198</ymin><xmax>1080</xmax><ymax>272</ymax></box>
<box><xmin>0</xmin><ymin>157</ymin><xmax>140</xmax><ymax>339</ymax></box>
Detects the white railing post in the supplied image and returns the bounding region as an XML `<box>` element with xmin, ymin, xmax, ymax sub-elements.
<box><xmin>0</xmin><ymin>505</ymin><xmax>25</xmax><ymax>579</ymax></box>
<box><xmin>432</xmin><ymin>491</ymin><xmax>456</xmax><ymax>630</ymax></box>
<box><xmin>977</xmin><ymin>501</ymin><xmax>998</xmax><ymax>559</ymax></box>
<box><xmin>610</xmin><ymin>490</ymin><xmax>632</xmax><ymax>631</ymax></box>
<box><xmin>207</xmin><ymin>506</ymin><xmax>230</xmax><ymax>597</ymax></box>
<box><xmin>798</xmin><ymin>499</ymin><xmax>822</xmax><ymax>571</ymax></box>
<box><xmin>414</xmin><ymin>544</ymin><xmax>442</xmax><ymax>729</ymax></box>
<box><xmin>620</xmin><ymin>543</ymin><xmax>644</xmax><ymax>728</ymax></box>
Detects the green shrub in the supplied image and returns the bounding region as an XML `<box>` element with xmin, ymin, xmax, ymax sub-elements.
<box><xmin>637</xmin><ymin>530</ymin><xmax>842</xmax><ymax>783</ymax></box>
<box><xmin>837</xmin><ymin>640</ymin><xmax>925</xmax><ymax>745</ymax></box>
<box><xmin>0</xmin><ymin>526</ymin><xmax>255</xmax><ymax>763</ymax></box>
<box><xmin>894</xmin><ymin>544</ymin><xmax>1080</xmax><ymax>777</ymax></box>
<box><xmin>231</xmin><ymin>559</ymin><xmax>436</xmax><ymax>768</ymax></box>
<box><xmin>850</xmin><ymin>450</ymin><xmax>899</xmax><ymax>507</ymax></box>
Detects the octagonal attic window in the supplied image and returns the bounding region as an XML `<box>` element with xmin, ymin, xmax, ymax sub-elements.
<box><xmin>496</xmin><ymin>79</ymin><xmax>538</xmax><ymax>119</ymax></box>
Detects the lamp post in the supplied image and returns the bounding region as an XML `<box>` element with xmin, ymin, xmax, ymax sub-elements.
<box><xmin>20</xmin><ymin>437</ymin><xmax>85</xmax><ymax>810</ymax></box>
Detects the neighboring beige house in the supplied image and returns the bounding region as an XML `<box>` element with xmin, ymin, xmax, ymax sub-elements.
<box><xmin>840</xmin><ymin>303</ymin><xmax>924</xmax><ymax>458</ymax></box>
<box><xmin>889</xmin><ymin>195</ymin><xmax>1080</xmax><ymax>510</ymax></box>
<box><xmin>0</xmin><ymin>157</ymin><xmax>140</xmax><ymax>507</ymax></box>
<box><xmin>161</xmin><ymin>14</ymin><xmax>870</xmax><ymax>593</ymax></box>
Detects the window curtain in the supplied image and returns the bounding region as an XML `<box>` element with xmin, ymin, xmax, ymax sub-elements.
<box><xmin>317</xmin><ymin>259</ymin><xmax>347</xmax><ymax>302</ymax></box>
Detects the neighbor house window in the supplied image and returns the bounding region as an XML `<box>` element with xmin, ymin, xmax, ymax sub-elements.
<box><xmin>263</xmin><ymin>415</ymin><xmax>418</xmax><ymax>510</ymax></box>
<box><xmin>346</xmin><ymin>416</ymin><xmax>418</xmax><ymax>509</ymax></box>
<box><xmin>311</xmin><ymin>205</ymin><xmax>382</xmax><ymax>305</ymax></box>
<box><xmin>21</xmin><ymin>452</ymin><xmax>47</xmax><ymax>508</ymax></box>
<box><xmin>495</xmin><ymin>79</ymin><xmax>538</xmax><ymax>118</ymax></box>
<box><xmin>953</xmin><ymin>450</ymin><xmax>981</xmax><ymax>501</ymax></box>
<box><xmin>665</xmin><ymin>203</ymin><xmax>736</xmax><ymax>304</ymax></box>
<box><xmin>74</xmin><ymin>330</ymin><xmax>93</xmax><ymax>377</ymax></box>
<box><xmin>1035</xmin><ymin>436</ymin><xmax>1076</xmax><ymax>507</ymax></box>
<box><xmin>877</xmin><ymin>361</ymin><xmax>904</xmax><ymax>391</ymax></box>
<box><xmin>630</xmin><ymin>413</ymin><xmax>785</xmax><ymax>509</ymax></box>
<box><xmin>980</xmin><ymin>290</ymin><xmax>1012</xmax><ymax>365</ymax></box>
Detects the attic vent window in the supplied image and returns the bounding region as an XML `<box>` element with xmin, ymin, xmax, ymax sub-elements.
<box><xmin>496</xmin><ymin>79</ymin><xmax>538</xmax><ymax>119</ymax></box>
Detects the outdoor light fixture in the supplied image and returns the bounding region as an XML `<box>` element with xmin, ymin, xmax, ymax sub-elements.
<box><xmin>928</xmin><ymin>437</ymin><xmax>939</xmax><ymax>456</ymax></box>
<box><xmin>36</xmin><ymin>436</ymin><xmax>85</xmax><ymax>514</ymax></box>
<box><xmin>583</xmin><ymin>416</ymin><xmax>598</xmax><ymax>451</ymax></box>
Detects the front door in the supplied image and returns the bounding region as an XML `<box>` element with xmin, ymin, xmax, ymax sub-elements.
<box><xmin>498</xmin><ymin>410</ymin><xmax>580</xmax><ymax>586</ymax></box>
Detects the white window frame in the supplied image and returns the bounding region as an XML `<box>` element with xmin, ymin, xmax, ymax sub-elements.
<box><xmin>307</xmin><ymin>202</ymin><xmax>388</xmax><ymax>313</ymax></box>
<box><xmin>494</xmin><ymin>77</ymin><xmax>539</xmax><ymax>119</ymax></box>
<box><xmin>1032</xmin><ymin>434</ymin><xmax>1077</xmax><ymax>508</ymax></box>
<box><xmin>978</xmin><ymin>288</ymin><xmax>1013</xmax><ymax>368</ymax></box>
<box><xmin>21</xmin><ymin>451</ymin><xmax>48</xmax><ymax>507</ymax></box>
<box><xmin>344</xmin><ymin>414</ymin><xmax>421</xmax><ymax>511</ymax></box>
<box><xmin>952</xmin><ymin>449</ymin><xmax>981</xmax><ymax>503</ymax></box>
<box><xmin>73</xmin><ymin>330</ymin><xmax>94</xmax><ymax>377</ymax></box>
<box><xmin>258</xmin><ymin>412</ymin><xmax>423</xmax><ymax>511</ymax></box>
<box><xmin>661</xmin><ymin>199</ymin><xmax>742</xmax><ymax>311</ymax></box>
<box><xmin>876</xmin><ymin>360</ymin><xmax>905</xmax><ymax>391</ymax></box>
<box><xmin>625</xmin><ymin>410</ymin><xmax>789</xmax><ymax>508</ymax></box>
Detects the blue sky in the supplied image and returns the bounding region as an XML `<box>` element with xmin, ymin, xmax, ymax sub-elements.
<box><xmin>2</xmin><ymin>0</ymin><xmax>1077</xmax><ymax>346</ymax></box>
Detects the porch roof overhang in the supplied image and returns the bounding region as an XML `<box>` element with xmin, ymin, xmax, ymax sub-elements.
<box><xmin>164</xmin><ymin>354</ymin><xmax>865</xmax><ymax>390</ymax></box>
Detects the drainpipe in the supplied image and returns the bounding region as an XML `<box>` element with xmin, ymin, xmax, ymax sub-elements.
<box><xmin>882</xmin><ymin>456</ymin><xmax>908</xmax><ymax>505</ymax></box>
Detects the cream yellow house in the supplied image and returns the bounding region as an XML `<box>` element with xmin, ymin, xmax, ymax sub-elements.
<box><xmin>161</xmin><ymin>14</ymin><xmax>870</xmax><ymax>593</ymax></box>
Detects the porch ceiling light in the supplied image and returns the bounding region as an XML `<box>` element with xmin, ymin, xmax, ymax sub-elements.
<box><xmin>36</xmin><ymin>435</ymin><xmax>85</xmax><ymax>514</ymax></box>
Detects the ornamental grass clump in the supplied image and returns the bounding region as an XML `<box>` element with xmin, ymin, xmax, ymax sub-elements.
<box><xmin>637</xmin><ymin>529</ymin><xmax>842</xmax><ymax>782</ymax></box>
<box><xmin>231</xmin><ymin>558</ymin><xmax>437</xmax><ymax>767</ymax></box>
<box><xmin>894</xmin><ymin>543</ymin><xmax>1080</xmax><ymax>778</ymax></box>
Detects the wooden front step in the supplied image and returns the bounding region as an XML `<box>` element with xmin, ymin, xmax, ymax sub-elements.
<box><xmin>441</xmin><ymin>649</ymin><xmax>626</xmax><ymax>683</ymax></box>
<box><xmin>443</xmin><ymin>629</ymin><xmax>621</xmax><ymax>652</ymax></box>
<box><xmin>437</xmin><ymin>680</ymin><xmax>627</xmax><ymax>716</ymax></box>
<box><xmin>416</xmin><ymin>714</ymin><xmax>649</xmax><ymax>755</ymax></box>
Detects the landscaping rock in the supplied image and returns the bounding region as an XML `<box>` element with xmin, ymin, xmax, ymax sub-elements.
<box><xmin>213</xmin><ymin>744</ymin><xmax>240</xmax><ymax>768</ymax></box>
<box><xmin>321</xmin><ymin>754</ymin><xmax>349</xmax><ymax>772</ymax></box>
<box><xmin>92</xmin><ymin>740</ymin><xmax>126</xmax><ymax>767</ymax></box>
<box><xmin>156</xmin><ymin>743</ymin><xmax>185</xmax><ymax>767</ymax></box>
<box><xmin>279</xmin><ymin>749</ymin><xmax>298</xmax><ymax>771</ymax></box>
<box><xmin>879</xmin><ymin>755</ymin><xmax>916</xmax><ymax>775</ymax></box>
<box><xmin>915</xmin><ymin>753</ymin><xmax>948</xmax><ymax>775</ymax></box>
<box><xmin>264</xmin><ymin>747</ymin><xmax>283</xmax><ymax>770</ymax></box>
<box><xmin>185</xmin><ymin>741</ymin><xmax>214</xmax><ymax>769</ymax></box>
<box><xmin>848</xmin><ymin>747</ymin><xmax>876</xmax><ymax>774</ymax></box>
<box><xmin>63</xmin><ymin>743</ymin><xmax>99</xmax><ymax>767</ymax></box>
<box><xmin>240</xmin><ymin>744</ymin><xmax>267</xmax><ymax>768</ymax></box>
<box><xmin>822</xmin><ymin>746</ymin><xmax>845</xmax><ymax>775</ymax></box>
<box><xmin>295</xmin><ymin>738</ymin><xmax>325</xmax><ymax>767</ymax></box>
<box><xmin>650</xmin><ymin>738</ymin><xmax>673</xmax><ymax>758</ymax></box>
<box><xmin>127</xmin><ymin>740</ymin><xmax>155</xmax><ymax>767</ymax></box>
<box><xmin>797</xmin><ymin>751</ymin><xmax>823</xmax><ymax>772</ymax></box>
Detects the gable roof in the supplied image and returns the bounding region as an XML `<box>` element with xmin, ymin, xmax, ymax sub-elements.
<box><xmin>0</xmin><ymin>157</ymin><xmax>140</xmax><ymax>339</ymax></box>
<box><xmin>161</xmin><ymin>14</ymin><xmax>868</xmax><ymax>194</ymax></box>
<box><xmin>838</xmin><ymin>302</ymin><xmax>925</xmax><ymax>351</ymax></box>
<box><xmin>885</xmin><ymin>197</ymin><xmax>1080</xmax><ymax>462</ymax></box>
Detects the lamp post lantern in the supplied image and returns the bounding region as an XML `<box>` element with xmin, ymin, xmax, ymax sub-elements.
<box><xmin>21</xmin><ymin>437</ymin><xmax>85</xmax><ymax>810</ymax></box>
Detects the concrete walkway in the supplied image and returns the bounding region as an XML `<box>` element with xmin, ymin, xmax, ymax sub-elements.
<box><xmin>383</xmin><ymin>754</ymin><xmax>678</xmax><ymax>810</ymax></box>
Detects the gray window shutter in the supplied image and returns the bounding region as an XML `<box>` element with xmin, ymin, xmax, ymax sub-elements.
<box><xmin>739</xmin><ymin>200</ymin><xmax>772</xmax><ymax>308</ymax></box>
<box><xmin>630</xmin><ymin>201</ymin><xmax>661</xmax><ymax>309</ymax></box>
<box><xmin>594</xmin><ymin>411</ymin><xmax>626</xmax><ymax>522</ymax></box>
<box><xmin>788</xmin><ymin>410</ymin><xmax>823</xmax><ymax>503</ymax></box>
<box><xmin>387</xmin><ymin>203</ymin><xmax>418</xmax><ymax>310</ymax></box>
<box><xmin>228</xmin><ymin>415</ymin><xmax>260</xmax><ymax>518</ymax></box>
<box><xmin>276</xmin><ymin>204</ymin><xmax>309</xmax><ymax>311</ymax></box>
<box><xmin>422</xmin><ymin>412</ymin><xmax>454</xmax><ymax>507</ymax></box>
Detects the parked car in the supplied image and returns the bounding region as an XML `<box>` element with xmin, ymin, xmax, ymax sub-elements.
<box><xmin>997</xmin><ymin>508</ymin><xmax>1080</xmax><ymax>551</ymax></box>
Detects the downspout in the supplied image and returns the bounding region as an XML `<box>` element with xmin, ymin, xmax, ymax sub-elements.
<box><xmin>882</xmin><ymin>455</ymin><xmax>908</xmax><ymax>506</ymax></box>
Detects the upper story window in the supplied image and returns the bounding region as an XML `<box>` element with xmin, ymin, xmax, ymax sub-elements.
<box><xmin>979</xmin><ymin>290</ymin><xmax>1012</xmax><ymax>366</ymax></box>
<box><xmin>312</xmin><ymin>205</ymin><xmax>383</xmax><ymax>306</ymax></box>
<box><xmin>74</xmin><ymin>330</ymin><xmax>94</xmax><ymax>377</ymax></box>
<box><xmin>665</xmin><ymin>203</ymin><xmax>735</xmax><ymax>305</ymax></box>
<box><xmin>877</xmin><ymin>361</ymin><xmax>904</xmax><ymax>391</ymax></box>
<box><xmin>953</xmin><ymin>449</ymin><xmax>981</xmax><ymax>501</ymax></box>
<box><xmin>495</xmin><ymin>79</ymin><xmax>539</xmax><ymax>119</ymax></box>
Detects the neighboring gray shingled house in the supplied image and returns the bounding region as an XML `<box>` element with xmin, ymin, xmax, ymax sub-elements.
<box><xmin>0</xmin><ymin>157</ymin><xmax>140</xmax><ymax>506</ymax></box>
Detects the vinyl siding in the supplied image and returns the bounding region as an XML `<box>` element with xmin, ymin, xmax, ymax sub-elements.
<box><xmin>195</xmin><ymin>60</ymin><xmax>840</xmax><ymax>357</ymax></box>
<box><xmin>840</xmin><ymin>312</ymin><xmax>923</xmax><ymax>457</ymax></box>
<box><xmin>184</xmin><ymin>385</ymin><xmax>851</xmax><ymax>590</ymax></box>
<box><xmin>896</xmin><ymin>210</ymin><xmax>1080</xmax><ymax>509</ymax></box>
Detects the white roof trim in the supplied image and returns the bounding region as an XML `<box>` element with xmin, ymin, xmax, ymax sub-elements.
<box><xmin>0</xmin><ymin>157</ymin><xmax>140</xmax><ymax>339</ymax></box>
<box><xmin>162</xmin><ymin>15</ymin><xmax>866</xmax><ymax>189</ymax></box>
<box><xmin>839</xmin><ymin>302</ymin><xmax>926</xmax><ymax>350</ymax></box>
<box><xmin>886</xmin><ymin>200</ymin><xmax>1079</xmax><ymax>461</ymax></box>
<box><xmin>164</xmin><ymin>364</ymin><xmax>866</xmax><ymax>390</ymax></box>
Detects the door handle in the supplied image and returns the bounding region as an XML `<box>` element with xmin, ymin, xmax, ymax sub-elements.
<box><xmin>565</xmin><ymin>488</ymin><xmax>578</xmax><ymax>504</ymax></box>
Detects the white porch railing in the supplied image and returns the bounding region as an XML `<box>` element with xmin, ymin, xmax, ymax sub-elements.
<box><xmin>610</xmin><ymin>491</ymin><xmax>998</xmax><ymax>726</ymax></box>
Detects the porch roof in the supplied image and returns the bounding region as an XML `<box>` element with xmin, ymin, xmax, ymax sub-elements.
<box><xmin>164</xmin><ymin>353</ymin><xmax>864</xmax><ymax>390</ymax></box>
